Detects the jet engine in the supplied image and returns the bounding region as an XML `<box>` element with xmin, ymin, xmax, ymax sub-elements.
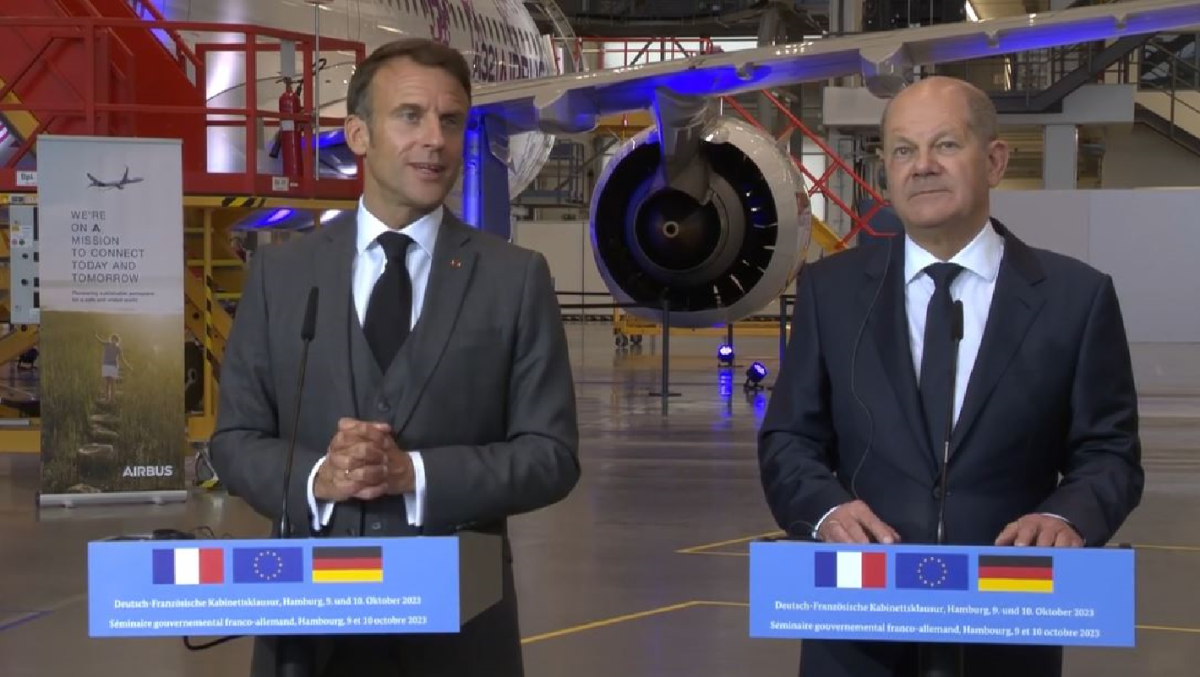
<box><xmin>591</xmin><ymin>116</ymin><xmax>813</xmax><ymax>328</ymax></box>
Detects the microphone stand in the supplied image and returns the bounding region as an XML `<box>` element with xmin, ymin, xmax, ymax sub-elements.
<box><xmin>919</xmin><ymin>300</ymin><xmax>965</xmax><ymax>677</ymax></box>
<box><xmin>276</xmin><ymin>288</ymin><xmax>319</xmax><ymax>677</ymax></box>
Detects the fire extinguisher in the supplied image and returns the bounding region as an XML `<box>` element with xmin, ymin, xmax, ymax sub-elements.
<box><xmin>278</xmin><ymin>78</ymin><xmax>303</xmax><ymax>180</ymax></box>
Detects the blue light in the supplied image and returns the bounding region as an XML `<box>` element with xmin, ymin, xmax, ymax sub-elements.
<box><xmin>265</xmin><ymin>208</ymin><xmax>292</xmax><ymax>224</ymax></box>
<box><xmin>241</xmin><ymin>208</ymin><xmax>297</xmax><ymax>230</ymax></box>
<box><xmin>317</xmin><ymin>130</ymin><xmax>346</xmax><ymax>148</ymax></box>
<box><xmin>718</xmin><ymin>370</ymin><xmax>733</xmax><ymax>399</ymax></box>
<box><xmin>718</xmin><ymin>343</ymin><xmax>734</xmax><ymax>364</ymax></box>
<box><xmin>744</xmin><ymin>362</ymin><xmax>768</xmax><ymax>390</ymax></box>
<box><xmin>461</xmin><ymin>111</ymin><xmax>487</xmax><ymax>228</ymax></box>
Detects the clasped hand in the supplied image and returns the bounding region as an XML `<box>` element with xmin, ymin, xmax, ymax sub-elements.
<box><xmin>314</xmin><ymin>418</ymin><xmax>414</xmax><ymax>502</ymax></box>
<box><xmin>818</xmin><ymin>500</ymin><xmax>1083</xmax><ymax>547</ymax></box>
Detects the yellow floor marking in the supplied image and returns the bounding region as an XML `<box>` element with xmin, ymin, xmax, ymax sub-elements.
<box><xmin>522</xmin><ymin>601</ymin><xmax>704</xmax><ymax>644</ymax></box>
<box><xmin>675</xmin><ymin>530</ymin><xmax>784</xmax><ymax>554</ymax></box>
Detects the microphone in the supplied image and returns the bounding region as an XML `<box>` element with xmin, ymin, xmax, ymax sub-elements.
<box><xmin>936</xmin><ymin>300</ymin><xmax>964</xmax><ymax>546</ymax></box>
<box><xmin>179</xmin><ymin>289</ymin><xmax>320</xmax><ymax>666</ymax></box>
<box><xmin>279</xmin><ymin>286</ymin><xmax>319</xmax><ymax>538</ymax></box>
<box><xmin>921</xmin><ymin>300</ymin><xmax>966</xmax><ymax>677</ymax></box>
<box><xmin>276</xmin><ymin>287</ymin><xmax>319</xmax><ymax>677</ymax></box>
<box><xmin>301</xmin><ymin>286</ymin><xmax>319</xmax><ymax>341</ymax></box>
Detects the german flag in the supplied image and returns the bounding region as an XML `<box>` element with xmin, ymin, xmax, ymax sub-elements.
<box><xmin>977</xmin><ymin>555</ymin><xmax>1053</xmax><ymax>593</ymax></box>
<box><xmin>311</xmin><ymin>546</ymin><xmax>384</xmax><ymax>583</ymax></box>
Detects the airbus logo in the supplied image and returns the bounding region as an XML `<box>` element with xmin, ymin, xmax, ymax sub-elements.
<box><xmin>122</xmin><ymin>465</ymin><xmax>175</xmax><ymax>478</ymax></box>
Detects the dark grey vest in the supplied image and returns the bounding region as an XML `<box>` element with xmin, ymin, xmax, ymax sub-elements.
<box><xmin>336</xmin><ymin>305</ymin><xmax>417</xmax><ymax>536</ymax></box>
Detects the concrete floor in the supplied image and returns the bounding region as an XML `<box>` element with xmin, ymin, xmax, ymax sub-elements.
<box><xmin>1</xmin><ymin>324</ymin><xmax>1198</xmax><ymax>676</ymax></box>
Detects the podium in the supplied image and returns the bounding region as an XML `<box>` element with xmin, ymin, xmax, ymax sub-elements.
<box><xmin>749</xmin><ymin>540</ymin><xmax>1136</xmax><ymax>648</ymax></box>
<box><xmin>87</xmin><ymin>532</ymin><xmax>502</xmax><ymax>637</ymax></box>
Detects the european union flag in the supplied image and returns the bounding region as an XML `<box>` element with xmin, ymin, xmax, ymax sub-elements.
<box><xmin>895</xmin><ymin>553</ymin><xmax>969</xmax><ymax>590</ymax></box>
<box><xmin>232</xmin><ymin>547</ymin><xmax>304</xmax><ymax>583</ymax></box>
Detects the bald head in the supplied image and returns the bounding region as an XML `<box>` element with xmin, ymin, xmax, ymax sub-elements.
<box><xmin>881</xmin><ymin>76</ymin><xmax>998</xmax><ymax>146</ymax></box>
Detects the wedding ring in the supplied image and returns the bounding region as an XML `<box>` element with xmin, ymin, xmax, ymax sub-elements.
<box><xmin>344</xmin><ymin>468</ymin><xmax>350</xmax><ymax>478</ymax></box>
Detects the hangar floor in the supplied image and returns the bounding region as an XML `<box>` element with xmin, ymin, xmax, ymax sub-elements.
<box><xmin>1</xmin><ymin>323</ymin><xmax>1198</xmax><ymax>676</ymax></box>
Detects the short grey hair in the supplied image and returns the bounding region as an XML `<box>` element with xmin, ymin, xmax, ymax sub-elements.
<box><xmin>880</xmin><ymin>76</ymin><xmax>999</xmax><ymax>144</ymax></box>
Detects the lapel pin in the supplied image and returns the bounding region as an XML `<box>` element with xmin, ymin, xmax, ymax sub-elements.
<box><xmin>450</xmin><ymin>258</ymin><xmax>462</xmax><ymax>268</ymax></box>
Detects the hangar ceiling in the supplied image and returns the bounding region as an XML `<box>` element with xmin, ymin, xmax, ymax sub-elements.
<box><xmin>544</xmin><ymin>0</ymin><xmax>1068</xmax><ymax>37</ymax></box>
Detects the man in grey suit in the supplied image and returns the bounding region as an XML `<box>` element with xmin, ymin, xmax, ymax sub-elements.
<box><xmin>210</xmin><ymin>38</ymin><xmax>581</xmax><ymax>677</ymax></box>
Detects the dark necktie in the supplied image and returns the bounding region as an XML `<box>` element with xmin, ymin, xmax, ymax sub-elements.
<box><xmin>919</xmin><ymin>262</ymin><xmax>965</xmax><ymax>451</ymax></box>
<box><xmin>363</xmin><ymin>231</ymin><xmax>413</xmax><ymax>371</ymax></box>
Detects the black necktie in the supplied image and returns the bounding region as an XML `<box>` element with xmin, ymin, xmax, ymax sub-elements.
<box><xmin>919</xmin><ymin>262</ymin><xmax>964</xmax><ymax>451</ymax></box>
<box><xmin>363</xmin><ymin>231</ymin><xmax>413</xmax><ymax>371</ymax></box>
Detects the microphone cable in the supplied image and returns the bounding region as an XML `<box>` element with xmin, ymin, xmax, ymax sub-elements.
<box><xmin>777</xmin><ymin>238</ymin><xmax>892</xmax><ymax>542</ymax></box>
<box><xmin>847</xmin><ymin>236</ymin><xmax>894</xmax><ymax>501</ymax></box>
<box><xmin>185</xmin><ymin>290</ymin><xmax>318</xmax><ymax>655</ymax></box>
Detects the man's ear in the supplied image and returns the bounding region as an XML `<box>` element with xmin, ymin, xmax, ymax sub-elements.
<box><xmin>344</xmin><ymin>114</ymin><xmax>370</xmax><ymax>157</ymax></box>
<box><xmin>986</xmin><ymin>138</ymin><xmax>1010</xmax><ymax>187</ymax></box>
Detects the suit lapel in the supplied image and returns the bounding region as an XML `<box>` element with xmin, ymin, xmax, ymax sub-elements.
<box><xmin>313</xmin><ymin>218</ymin><xmax>358</xmax><ymax>418</ymax></box>
<box><xmin>951</xmin><ymin>220</ymin><xmax>1046</xmax><ymax>454</ymax></box>
<box><xmin>862</xmin><ymin>236</ymin><xmax>937</xmax><ymax>474</ymax></box>
<box><xmin>386</xmin><ymin>212</ymin><xmax>478</xmax><ymax>432</ymax></box>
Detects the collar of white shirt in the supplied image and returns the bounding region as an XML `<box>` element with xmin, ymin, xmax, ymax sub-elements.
<box><xmin>904</xmin><ymin>219</ymin><xmax>1004</xmax><ymax>286</ymax></box>
<box><xmin>354</xmin><ymin>199</ymin><xmax>442</xmax><ymax>259</ymax></box>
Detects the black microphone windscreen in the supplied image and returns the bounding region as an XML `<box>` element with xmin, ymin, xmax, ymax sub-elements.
<box><xmin>951</xmin><ymin>300</ymin><xmax>964</xmax><ymax>342</ymax></box>
<box><xmin>301</xmin><ymin>287</ymin><xmax>319</xmax><ymax>341</ymax></box>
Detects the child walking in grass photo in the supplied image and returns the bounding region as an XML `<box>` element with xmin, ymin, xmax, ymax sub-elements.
<box><xmin>95</xmin><ymin>333</ymin><xmax>133</xmax><ymax>403</ymax></box>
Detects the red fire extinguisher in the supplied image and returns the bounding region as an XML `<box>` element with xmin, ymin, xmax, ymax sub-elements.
<box><xmin>279</xmin><ymin>78</ymin><xmax>303</xmax><ymax>180</ymax></box>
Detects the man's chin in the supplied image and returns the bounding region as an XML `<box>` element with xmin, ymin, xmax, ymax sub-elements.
<box><xmin>403</xmin><ymin>184</ymin><xmax>452</xmax><ymax>209</ymax></box>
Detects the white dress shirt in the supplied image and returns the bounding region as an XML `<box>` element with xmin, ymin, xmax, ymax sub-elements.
<box><xmin>812</xmin><ymin>221</ymin><xmax>1004</xmax><ymax>538</ymax></box>
<box><xmin>902</xmin><ymin>220</ymin><xmax>1004</xmax><ymax>427</ymax></box>
<box><xmin>306</xmin><ymin>199</ymin><xmax>442</xmax><ymax>531</ymax></box>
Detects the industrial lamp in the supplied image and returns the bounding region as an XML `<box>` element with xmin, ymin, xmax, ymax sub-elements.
<box><xmin>717</xmin><ymin>343</ymin><xmax>734</xmax><ymax>366</ymax></box>
<box><xmin>744</xmin><ymin>362</ymin><xmax>768</xmax><ymax>391</ymax></box>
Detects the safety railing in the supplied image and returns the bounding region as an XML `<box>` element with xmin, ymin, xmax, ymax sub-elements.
<box><xmin>1132</xmin><ymin>37</ymin><xmax>1200</xmax><ymax>147</ymax></box>
<box><xmin>0</xmin><ymin>15</ymin><xmax>365</xmax><ymax>199</ymax></box>
<box><xmin>1139</xmin><ymin>34</ymin><xmax>1200</xmax><ymax>89</ymax></box>
<box><xmin>931</xmin><ymin>32</ymin><xmax>1200</xmax><ymax>99</ymax></box>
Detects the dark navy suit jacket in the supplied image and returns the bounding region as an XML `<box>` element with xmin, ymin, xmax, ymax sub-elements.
<box><xmin>758</xmin><ymin>219</ymin><xmax>1143</xmax><ymax>676</ymax></box>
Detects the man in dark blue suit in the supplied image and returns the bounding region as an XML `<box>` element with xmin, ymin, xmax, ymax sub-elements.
<box><xmin>757</xmin><ymin>76</ymin><xmax>1143</xmax><ymax>677</ymax></box>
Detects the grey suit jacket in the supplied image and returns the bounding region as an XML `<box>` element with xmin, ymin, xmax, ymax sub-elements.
<box><xmin>210</xmin><ymin>208</ymin><xmax>580</xmax><ymax>676</ymax></box>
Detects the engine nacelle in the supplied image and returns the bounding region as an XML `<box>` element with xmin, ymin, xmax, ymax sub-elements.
<box><xmin>590</xmin><ymin>117</ymin><xmax>813</xmax><ymax>328</ymax></box>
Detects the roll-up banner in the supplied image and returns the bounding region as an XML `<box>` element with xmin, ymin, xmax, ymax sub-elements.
<box><xmin>36</xmin><ymin>135</ymin><xmax>187</xmax><ymax>507</ymax></box>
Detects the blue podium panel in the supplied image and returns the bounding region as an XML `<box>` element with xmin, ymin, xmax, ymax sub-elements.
<box><xmin>89</xmin><ymin>538</ymin><xmax>460</xmax><ymax>637</ymax></box>
<box><xmin>750</xmin><ymin>542</ymin><xmax>1135</xmax><ymax>647</ymax></box>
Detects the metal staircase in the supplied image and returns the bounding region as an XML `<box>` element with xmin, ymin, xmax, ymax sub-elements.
<box><xmin>0</xmin><ymin>0</ymin><xmax>207</xmax><ymax>173</ymax></box>
<box><xmin>1134</xmin><ymin>34</ymin><xmax>1200</xmax><ymax>155</ymax></box>
<box><xmin>984</xmin><ymin>35</ymin><xmax>1155</xmax><ymax>114</ymax></box>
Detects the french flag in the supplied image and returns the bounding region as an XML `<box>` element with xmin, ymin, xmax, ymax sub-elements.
<box><xmin>152</xmin><ymin>547</ymin><xmax>224</xmax><ymax>585</ymax></box>
<box><xmin>814</xmin><ymin>551</ymin><xmax>887</xmax><ymax>589</ymax></box>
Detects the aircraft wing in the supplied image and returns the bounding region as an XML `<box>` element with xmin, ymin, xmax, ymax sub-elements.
<box><xmin>473</xmin><ymin>0</ymin><xmax>1200</xmax><ymax>134</ymax></box>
